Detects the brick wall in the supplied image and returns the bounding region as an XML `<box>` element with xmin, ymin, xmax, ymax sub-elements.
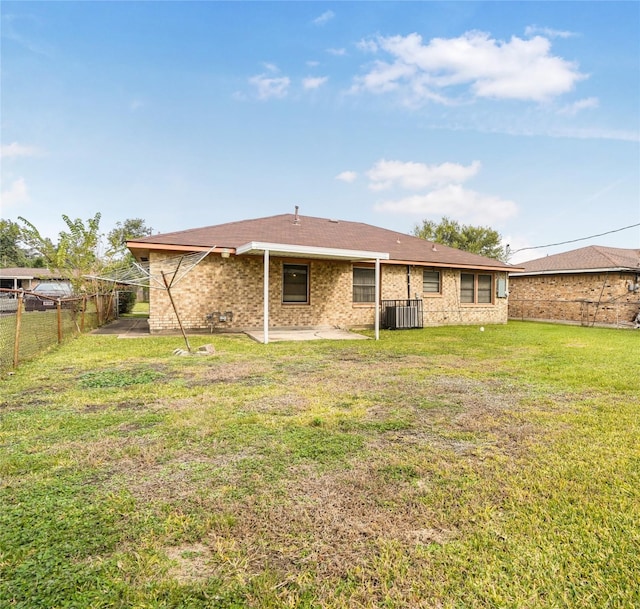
<box><xmin>148</xmin><ymin>252</ymin><xmax>510</xmax><ymax>333</ymax></box>
<box><xmin>418</xmin><ymin>268</ymin><xmax>509</xmax><ymax>326</ymax></box>
<box><xmin>508</xmin><ymin>272</ymin><xmax>640</xmax><ymax>326</ymax></box>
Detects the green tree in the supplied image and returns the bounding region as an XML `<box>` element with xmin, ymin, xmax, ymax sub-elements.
<box><xmin>106</xmin><ymin>218</ymin><xmax>153</xmax><ymax>259</ymax></box>
<box><xmin>0</xmin><ymin>219</ymin><xmax>30</xmax><ymax>267</ymax></box>
<box><xmin>413</xmin><ymin>216</ymin><xmax>507</xmax><ymax>261</ymax></box>
<box><xmin>18</xmin><ymin>213</ymin><xmax>104</xmax><ymax>291</ymax></box>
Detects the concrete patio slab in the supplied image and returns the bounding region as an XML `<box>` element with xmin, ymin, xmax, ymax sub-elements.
<box><xmin>244</xmin><ymin>328</ymin><xmax>370</xmax><ymax>343</ymax></box>
<box><xmin>91</xmin><ymin>318</ymin><xmax>150</xmax><ymax>337</ymax></box>
<box><xmin>92</xmin><ymin>319</ymin><xmax>369</xmax><ymax>342</ymax></box>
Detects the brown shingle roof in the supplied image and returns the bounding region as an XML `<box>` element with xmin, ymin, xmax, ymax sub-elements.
<box><xmin>513</xmin><ymin>245</ymin><xmax>640</xmax><ymax>274</ymax></box>
<box><xmin>0</xmin><ymin>267</ymin><xmax>57</xmax><ymax>279</ymax></box>
<box><xmin>128</xmin><ymin>213</ymin><xmax>515</xmax><ymax>271</ymax></box>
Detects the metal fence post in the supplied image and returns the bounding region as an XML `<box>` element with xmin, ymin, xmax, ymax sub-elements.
<box><xmin>13</xmin><ymin>293</ymin><xmax>23</xmax><ymax>368</ymax></box>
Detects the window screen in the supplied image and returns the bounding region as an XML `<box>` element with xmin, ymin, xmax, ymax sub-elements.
<box><xmin>460</xmin><ymin>273</ymin><xmax>475</xmax><ymax>303</ymax></box>
<box><xmin>423</xmin><ymin>270</ymin><xmax>441</xmax><ymax>293</ymax></box>
<box><xmin>477</xmin><ymin>274</ymin><xmax>492</xmax><ymax>303</ymax></box>
<box><xmin>353</xmin><ymin>267</ymin><xmax>376</xmax><ymax>303</ymax></box>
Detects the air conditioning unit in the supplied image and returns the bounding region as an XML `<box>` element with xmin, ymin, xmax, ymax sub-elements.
<box><xmin>381</xmin><ymin>299</ymin><xmax>423</xmax><ymax>329</ymax></box>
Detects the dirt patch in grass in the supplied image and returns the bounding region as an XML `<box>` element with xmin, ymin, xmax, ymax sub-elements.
<box><xmin>106</xmin><ymin>448</ymin><xmax>262</xmax><ymax>505</ymax></box>
<box><xmin>59</xmin><ymin>434</ymin><xmax>168</xmax><ymax>471</ymax></box>
<box><xmin>0</xmin><ymin>397</ymin><xmax>50</xmax><ymax>411</ymax></box>
<box><xmin>249</xmin><ymin>393</ymin><xmax>310</xmax><ymax>416</ymax></box>
<box><xmin>189</xmin><ymin>461</ymin><xmax>455</xmax><ymax>584</ymax></box>
<box><xmin>83</xmin><ymin>400</ymin><xmax>147</xmax><ymax>413</ymax></box>
<box><xmin>183</xmin><ymin>360</ymin><xmax>277</xmax><ymax>387</ymax></box>
<box><xmin>165</xmin><ymin>542</ymin><xmax>213</xmax><ymax>584</ymax></box>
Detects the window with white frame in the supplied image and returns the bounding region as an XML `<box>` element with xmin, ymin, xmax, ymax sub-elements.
<box><xmin>283</xmin><ymin>264</ymin><xmax>309</xmax><ymax>303</ymax></box>
<box><xmin>460</xmin><ymin>272</ymin><xmax>493</xmax><ymax>304</ymax></box>
<box><xmin>353</xmin><ymin>267</ymin><xmax>376</xmax><ymax>303</ymax></box>
<box><xmin>423</xmin><ymin>270</ymin><xmax>441</xmax><ymax>294</ymax></box>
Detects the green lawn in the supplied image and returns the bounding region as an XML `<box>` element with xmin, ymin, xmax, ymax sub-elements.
<box><xmin>121</xmin><ymin>301</ymin><xmax>150</xmax><ymax>318</ymax></box>
<box><xmin>1</xmin><ymin>322</ymin><xmax>638</xmax><ymax>608</ymax></box>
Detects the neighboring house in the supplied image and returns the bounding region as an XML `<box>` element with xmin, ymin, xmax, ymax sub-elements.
<box><xmin>127</xmin><ymin>212</ymin><xmax>518</xmax><ymax>340</ymax></box>
<box><xmin>508</xmin><ymin>245</ymin><xmax>640</xmax><ymax>327</ymax></box>
<box><xmin>0</xmin><ymin>267</ymin><xmax>59</xmax><ymax>292</ymax></box>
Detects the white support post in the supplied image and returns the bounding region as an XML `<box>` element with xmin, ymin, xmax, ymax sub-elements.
<box><xmin>375</xmin><ymin>258</ymin><xmax>380</xmax><ymax>341</ymax></box>
<box><xmin>263</xmin><ymin>249</ymin><xmax>270</xmax><ymax>344</ymax></box>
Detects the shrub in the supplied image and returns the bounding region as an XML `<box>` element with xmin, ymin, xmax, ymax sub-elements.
<box><xmin>117</xmin><ymin>290</ymin><xmax>136</xmax><ymax>314</ymax></box>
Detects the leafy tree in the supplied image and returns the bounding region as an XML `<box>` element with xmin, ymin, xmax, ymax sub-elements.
<box><xmin>0</xmin><ymin>219</ymin><xmax>30</xmax><ymax>267</ymax></box>
<box><xmin>106</xmin><ymin>218</ymin><xmax>153</xmax><ymax>259</ymax></box>
<box><xmin>18</xmin><ymin>213</ymin><xmax>104</xmax><ymax>291</ymax></box>
<box><xmin>15</xmin><ymin>214</ymin><xmax>154</xmax><ymax>295</ymax></box>
<box><xmin>413</xmin><ymin>216</ymin><xmax>507</xmax><ymax>261</ymax></box>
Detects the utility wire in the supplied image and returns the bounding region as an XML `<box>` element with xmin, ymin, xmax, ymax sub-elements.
<box><xmin>508</xmin><ymin>222</ymin><xmax>640</xmax><ymax>255</ymax></box>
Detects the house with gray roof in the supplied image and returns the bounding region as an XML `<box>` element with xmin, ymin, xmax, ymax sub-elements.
<box><xmin>127</xmin><ymin>211</ymin><xmax>518</xmax><ymax>341</ymax></box>
<box><xmin>508</xmin><ymin>245</ymin><xmax>640</xmax><ymax>327</ymax></box>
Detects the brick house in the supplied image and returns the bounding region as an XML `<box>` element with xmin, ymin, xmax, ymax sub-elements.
<box><xmin>127</xmin><ymin>212</ymin><xmax>517</xmax><ymax>341</ymax></box>
<box><xmin>508</xmin><ymin>245</ymin><xmax>640</xmax><ymax>327</ymax></box>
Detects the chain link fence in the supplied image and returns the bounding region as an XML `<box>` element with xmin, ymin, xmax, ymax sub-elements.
<box><xmin>0</xmin><ymin>289</ymin><xmax>117</xmax><ymax>373</ymax></box>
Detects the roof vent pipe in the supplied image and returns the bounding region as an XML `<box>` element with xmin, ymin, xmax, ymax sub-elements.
<box><xmin>294</xmin><ymin>206</ymin><xmax>300</xmax><ymax>225</ymax></box>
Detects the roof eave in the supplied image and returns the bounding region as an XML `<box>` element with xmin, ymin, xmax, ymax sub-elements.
<box><xmin>510</xmin><ymin>267</ymin><xmax>638</xmax><ymax>277</ymax></box>
<box><xmin>127</xmin><ymin>241</ymin><xmax>222</xmax><ymax>260</ymax></box>
<box><xmin>384</xmin><ymin>259</ymin><xmax>519</xmax><ymax>271</ymax></box>
<box><xmin>235</xmin><ymin>241</ymin><xmax>390</xmax><ymax>261</ymax></box>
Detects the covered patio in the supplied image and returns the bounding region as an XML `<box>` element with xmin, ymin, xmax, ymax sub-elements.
<box><xmin>235</xmin><ymin>241</ymin><xmax>390</xmax><ymax>344</ymax></box>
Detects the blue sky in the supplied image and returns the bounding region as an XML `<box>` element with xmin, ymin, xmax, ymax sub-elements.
<box><xmin>2</xmin><ymin>1</ymin><xmax>638</xmax><ymax>263</ymax></box>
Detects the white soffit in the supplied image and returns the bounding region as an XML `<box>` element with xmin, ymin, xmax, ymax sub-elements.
<box><xmin>236</xmin><ymin>241</ymin><xmax>390</xmax><ymax>261</ymax></box>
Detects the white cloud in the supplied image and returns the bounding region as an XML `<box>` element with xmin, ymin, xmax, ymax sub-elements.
<box><xmin>2</xmin><ymin>14</ymin><xmax>53</xmax><ymax>56</ymax></box>
<box><xmin>306</xmin><ymin>60</ymin><xmax>320</xmax><ymax>67</ymax></box>
<box><xmin>367</xmin><ymin>160</ymin><xmax>481</xmax><ymax>191</ymax></box>
<box><xmin>336</xmin><ymin>171</ymin><xmax>358</xmax><ymax>183</ymax></box>
<box><xmin>327</xmin><ymin>47</ymin><xmax>347</xmax><ymax>56</ymax></box>
<box><xmin>353</xmin><ymin>31</ymin><xmax>586</xmax><ymax>105</ymax></box>
<box><xmin>249</xmin><ymin>74</ymin><xmax>291</xmax><ymax>100</ymax></box>
<box><xmin>374</xmin><ymin>185</ymin><xmax>518</xmax><ymax>224</ymax></box>
<box><xmin>303</xmin><ymin>76</ymin><xmax>328</xmax><ymax>90</ymax></box>
<box><xmin>1</xmin><ymin>142</ymin><xmax>41</xmax><ymax>158</ymax></box>
<box><xmin>313</xmin><ymin>10</ymin><xmax>335</xmax><ymax>26</ymax></box>
<box><xmin>550</xmin><ymin>127</ymin><xmax>640</xmax><ymax>142</ymax></box>
<box><xmin>558</xmin><ymin>97</ymin><xmax>599</xmax><ymax>116</ymax></box>
<box><xmin>262</xmin><ymin>62</ymin><xmax>279</xmax><ymax>73</ymax></box>
<box><xmin>356</xmin><ymin>38</ymin><xmax>378</xmax><ymax>53</ymax></box>
<box><xmin>1</xmin><ymin>177</ymin><xmax>29</xmax><ymax>207</ymax></box>
<box><xmin>524</xmin><ymin>25</ymin><xmax>576</xmax><ymax>39</ymax></box>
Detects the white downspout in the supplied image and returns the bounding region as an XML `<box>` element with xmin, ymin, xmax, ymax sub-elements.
<box><xmin>263</xmin><ymin>249</ymin><xmax>270</xmax><ymax>344</ymax></box>
<box><xmin>375</xmin><ymin>257</ymin><xmax>380</xmax><ymax>341</ymax></box>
